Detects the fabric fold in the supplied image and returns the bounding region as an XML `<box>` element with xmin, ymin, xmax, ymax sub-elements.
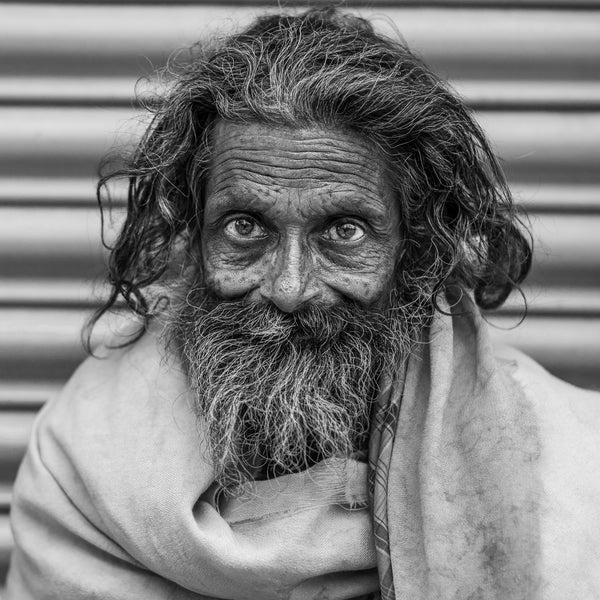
<box><xmin>371</xmin><ymin>294</ymin><xmax>542</xmax><ymax>599</ymax></box>
<box><xmin>9</xmin><ymin>293</ymin><xmax>600</xmax><ymax>598</ymax></box>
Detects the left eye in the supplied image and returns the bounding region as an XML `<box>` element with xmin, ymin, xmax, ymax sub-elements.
<box><xmin>324</xmin><ymin>221</ymin><xmax>365</xmax><ymax>242</ymax></box>
<box><xmin>224</xmin><ymin>217</ymin><xmax>266</xmax><ymax>239</ymax></box>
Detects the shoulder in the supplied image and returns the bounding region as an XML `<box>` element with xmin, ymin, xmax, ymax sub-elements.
<box><xmin>494</xmin><ymin>344</ymin><xmax>600</xmax><ymax>440</ymax></box>
<box><xmin>38</xmin><ymin>322</ymin><xmax>199</xmax><ymax>465</ymax></box>
<box><xmin>42</xmin><ymin>323</ymin><xmax>190</xmax><ymax>433</ymax></box>
<box><xmin>495</xmin><ymin>345</ymin><xmax>600</xmax><ymax>596</ymax></box>
<box><xmin>16</xmin><ymin>322</ymin><xmax>215</xmax><ymax>558</ymax></box>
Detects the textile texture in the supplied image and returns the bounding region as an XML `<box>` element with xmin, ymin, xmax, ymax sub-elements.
<box><xmin>8</xmin><ymin>293</ymin><xmax>600</xmax><ymax>598</ymax></box>
<box><xmin>370</xmin><ymin>294</ymin><xmax>541</xmax><ymax>600</ymax></box>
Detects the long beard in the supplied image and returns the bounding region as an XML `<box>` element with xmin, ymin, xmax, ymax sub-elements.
<box><xmin>170</xmin><ymin>287</ymin><xmax>422</xmax><ymax>494</ymax></box>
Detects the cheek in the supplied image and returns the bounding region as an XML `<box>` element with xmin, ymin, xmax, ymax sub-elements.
<box><xmin>323</xmin><ymin>246</ymin><xmax>399</xmax><ymax>305</ymax></box>
<box><xmin>332</xmin><ymin>268</ymin><xmax>395</xmax><ymax>305</ymax></box>
<box><xmin>202</xmin><ymin>242</ymin><xmax>265</xmax><ymax>298</ymax></box>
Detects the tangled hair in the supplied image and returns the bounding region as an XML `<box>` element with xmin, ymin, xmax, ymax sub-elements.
<box><xmin>88</xmin><ymin>7</ymin><xmax>531</xmax><ymax>345</ymax></box>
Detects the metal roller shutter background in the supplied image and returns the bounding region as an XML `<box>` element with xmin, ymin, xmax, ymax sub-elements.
<box><xmin>0</xmin><ymin>0</ymin><xmax>599</xmax><ymax>583</ymax></box>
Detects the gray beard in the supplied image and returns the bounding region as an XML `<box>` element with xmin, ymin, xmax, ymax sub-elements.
<box><xmin>169</xmin><ymin>286</ymin><xmax>422</xmax><ymax>494</ymax></box>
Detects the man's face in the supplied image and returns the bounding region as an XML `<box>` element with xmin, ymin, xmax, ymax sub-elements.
<box><xmin>202</xmin><ymin>121</ymin><xmax>402</xmax><ymax>311</ymax></box>
<box><xmin>173</xmin><ymin>121</ymin><xmax>414</xmax><ymax>493</ymax></box>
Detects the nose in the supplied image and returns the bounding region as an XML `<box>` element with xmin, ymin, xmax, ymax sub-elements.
<box><xmin>260</xmin><ymin>235</ymin><xmax>320</xmax><ymax>312</ymax></box>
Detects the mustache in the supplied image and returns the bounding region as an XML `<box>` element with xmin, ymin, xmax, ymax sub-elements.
<box><xmin>180</xmin><ymin>289</ymin><xmax>400</xmax><ymax>350</ymax></box>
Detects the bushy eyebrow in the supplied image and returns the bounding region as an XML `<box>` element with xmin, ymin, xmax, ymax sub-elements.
<box><xmin>205</xmin><ymin>190</ymin><xmax>265</xmax><ymax>214</ymax></box>
<box><xmin>205</xmin><ymin>189</ymin><xmax>391</xmax><ymax>225</ymax></box>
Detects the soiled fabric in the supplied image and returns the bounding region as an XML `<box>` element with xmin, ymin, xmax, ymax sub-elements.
<box><xmin>370</xmin><ymin>295</ymin><xmax>600</xmax><ymax>599</ymax></box>
<box><xmin>6</xmin><ymin>297</ymin><xmax>600</xmax><ymax>599</ymax></box>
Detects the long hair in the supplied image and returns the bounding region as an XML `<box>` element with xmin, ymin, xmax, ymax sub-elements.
<box><xmin>86</xmin><ymin>7</ymin><xmax>531</xmax><ymax>348</ymax></box>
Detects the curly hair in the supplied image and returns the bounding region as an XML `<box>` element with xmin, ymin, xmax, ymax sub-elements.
<box><xmin>88</xmin><ymin>7</ymin><xmax>531</xmax><ymax>346</ymax></box>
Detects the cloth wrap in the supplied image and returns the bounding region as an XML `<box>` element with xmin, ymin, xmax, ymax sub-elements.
<box><xmin>369</xmin><ymin>294</ymin><xmax>540</xmax><ymax>599</ymax></box>
<box><xmin>6</xmin><ymin>295</ymin><xmax>600</xmax><ymax>598</ymax></box>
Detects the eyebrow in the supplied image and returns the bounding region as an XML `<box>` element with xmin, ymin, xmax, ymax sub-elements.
<box><xmin>206</xmin><ymin>189</ymin><xmax>390</xmax><ymax>223</ymax></box>
<box><xmin>206</xmin><ymin>190</ymin><xmax>267</xmax><ymax>213</ymax></box>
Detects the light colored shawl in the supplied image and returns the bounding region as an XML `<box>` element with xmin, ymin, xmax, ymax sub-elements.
<box><xmin>370</xmin><ymin>294</ymin><xmax>541</xmax><ymax>599</ymax></box>
<box><xmin>7</xmin><ymin>295</ymin><xmax>600</xmax><ymax>598</ymax></box>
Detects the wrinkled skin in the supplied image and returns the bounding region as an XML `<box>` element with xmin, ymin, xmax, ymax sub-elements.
<box><xmin>202</xmin><ymin>121</ymin><xmax>403</xmax><ymax>311</ymax></box>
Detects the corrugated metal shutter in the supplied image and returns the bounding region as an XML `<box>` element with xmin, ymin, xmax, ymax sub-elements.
<box><xmin>1</xmin><ymin>0</ymin><xmax>599</xmax><ymax>583</ymax></box>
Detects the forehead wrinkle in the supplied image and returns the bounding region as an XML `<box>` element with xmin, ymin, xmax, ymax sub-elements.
<box><xmin>209</xmin><ymin>152</ymin><xmax>386</xmax><ymax>198</ymax></box>
<box><xmin>210</xmin><ymin>165</ymin><xmax>384</xmax><ymax>197</ymax></box>
<box><xmin>209</xmin><ymin>146</ymin><xmax>381</xmax><ymax>185</ymax></box>
<box><xmin>209</xmin><ymin>120</ymin><xmax>385</xmax><ymax>177</ymax></box>
<box><xmin>206</xmin><ymin>120</ymin><xmax>395</xmax><ymax>217</ymax></box>
<box><xmin>212</xmin><ymin>123</ymin><xmax>376</xmax><ymax>156</ymax></box>
<box><xmin>211</xmin><ymin>142</ymin><xmax>377</xmax><ymax>166</ymax></box>
<box><xmin>212</xmin><ymin>148</ymin><xmax>380</xmax><ymax>178</ymax></box>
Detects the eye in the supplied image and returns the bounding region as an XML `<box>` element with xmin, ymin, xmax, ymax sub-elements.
<box><xmin>224</xmin><ymin>216</ymin><xmax>266</xmax><ymax>240</ymax></box>
<box><xmin>323</xmin><ymin>220</ymin><xmax>366</xmax><ymax>242</ymax></box>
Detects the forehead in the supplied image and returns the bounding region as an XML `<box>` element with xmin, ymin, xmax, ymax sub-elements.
<box><xmin>206</xmin><ymin>121</ymin><xmax>394</xmax><ymax>217</ymax></box>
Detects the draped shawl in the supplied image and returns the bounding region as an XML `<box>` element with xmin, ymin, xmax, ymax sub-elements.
<box><xmin>6</xmin><ymin>295</ymin><xmax>600</xmax><ymax>598</ymax></box>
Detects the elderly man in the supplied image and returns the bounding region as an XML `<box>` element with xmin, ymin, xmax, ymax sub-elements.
<box><xmin>6</xmin><ymin>8</ymin><xmax>600</xmax><ymax>600</ymax></box>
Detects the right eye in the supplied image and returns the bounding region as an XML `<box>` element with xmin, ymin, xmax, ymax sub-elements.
<box><xmin>224</xmin><ymin>217</ymin><xmax>266</xmax><ymax>240</ymax></box>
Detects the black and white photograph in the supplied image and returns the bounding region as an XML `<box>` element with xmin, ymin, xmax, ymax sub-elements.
<box><xmin>1</xmin><ymin>0</ymin><xmax>599</xmax><ymax>598</ymax></box>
